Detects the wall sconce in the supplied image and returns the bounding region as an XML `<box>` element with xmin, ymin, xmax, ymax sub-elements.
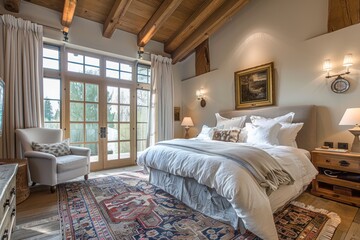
<box><xmin>138</xmin><ymin>46</ymin><xmax>145</xmax><ymax>59</ymax></box>
<box><xmin>323</xmin><ymin>54</ymin><xmax>353</xmax><ymax>93</ymax></box>
<box><xmin>196</xmin><ymin>88</ymin><xmax>206</xmax><ymax>107</ymax></box>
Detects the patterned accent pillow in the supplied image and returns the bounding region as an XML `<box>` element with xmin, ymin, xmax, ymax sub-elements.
<box><xmin>32</xmin><ymin>139</ymin><xmax>71</xmax><ymax>157</ymax></box>
<box><xmin>212</xmin><ymin>129</ymin><xmax>240</xmax><ymax>143</ymax></box>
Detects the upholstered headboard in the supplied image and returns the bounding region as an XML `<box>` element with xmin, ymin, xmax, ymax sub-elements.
<box><xmin>220</xmin><ymin>105</ymin><xmax>317</xmax><ymax>151</ymax></box>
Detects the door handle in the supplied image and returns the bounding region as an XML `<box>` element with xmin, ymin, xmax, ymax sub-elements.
<box><xmin>100</xmin><ymin>127</ymin><xmax>107</xmax><ymax>138</ymax></box>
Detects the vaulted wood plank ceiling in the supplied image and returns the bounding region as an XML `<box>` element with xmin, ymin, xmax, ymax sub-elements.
<box><xmin>23</xmin><ymin>0</ymin><xmax>249</xmax><ymax>63</ymax></box>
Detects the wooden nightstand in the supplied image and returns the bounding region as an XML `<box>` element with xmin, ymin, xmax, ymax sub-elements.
<box><xmin>311</xmin><ymin>150</ymin><xmax>360</xmax><ymax>207</ymax></box>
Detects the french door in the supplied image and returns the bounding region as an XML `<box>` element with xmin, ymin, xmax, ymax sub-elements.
<box><xmin>65</xmin><ymin>78</ymin><xmax>135</xmax><ymax>171</ymax></box>
<box><xmin>104</xmin><ymin>84</ymin><xmax>134</xmax><ymax>169</ymax></box>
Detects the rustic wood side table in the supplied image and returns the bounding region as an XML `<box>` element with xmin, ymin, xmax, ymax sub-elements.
<box><xmin>0</xmin><ymin>159</ymin><xmax>30</xmax><ymax>204</ymax></box>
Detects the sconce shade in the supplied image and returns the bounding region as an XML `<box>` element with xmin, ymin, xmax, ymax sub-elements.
<box><xmin>181</xmin><ymin>117</ymin><xmax>194</xmax><ymax>127</ymax></box>
<box><xmin>323</xmin><ymin>59</ymin><xmax>332</xmax><ymax>71</ymax></box>
<box><xmin>196</xmin><ymin>90</ymin><xmax>200</xmax><ymax>97</ymax></box>
<box><xmin>339</xmin><ymin>108</ymin><xmax>360</xmax><ymax>126</ymax></box>
<box><xmin>343</xmin><ymin>54</ymin><xmax>353</xmax><ymax>67</ymax></box>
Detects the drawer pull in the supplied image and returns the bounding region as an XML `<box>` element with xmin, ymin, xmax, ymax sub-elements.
<box><xmin>339</xmin><ymin>160</ymin><xmax>350</xmax><ymax>167</ymax></box>
<box><xmin>325</xmin><ymin>159</ymin><xmax>330</xmax><ymax>163</ymax></box>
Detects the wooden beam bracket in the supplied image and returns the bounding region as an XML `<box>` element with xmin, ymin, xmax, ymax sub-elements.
<box><xmin>61</xmin><ymin>0</ymin><xmax>77</xmax><ymax>29</ymax></box>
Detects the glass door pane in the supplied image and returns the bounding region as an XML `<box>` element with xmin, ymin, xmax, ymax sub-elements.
<box><xmin>136</xmin><ymin>89</ymin><xmax>150</xmax><ymax>156</ymax></box>
<box><xmin>106</xmin><ymin>86</ymin><xmax>132</xmax><ymax>162</ymax></box>
<box><xmin>69</xmin><ymin>81</ymin><xmax>99</xmax><ymax>163</ymax></box>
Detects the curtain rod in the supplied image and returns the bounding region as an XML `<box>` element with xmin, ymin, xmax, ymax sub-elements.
<box><xmin>0</xmin><ymin>13</ymin><xmax>63</xmax><ymax>32</ymax></box>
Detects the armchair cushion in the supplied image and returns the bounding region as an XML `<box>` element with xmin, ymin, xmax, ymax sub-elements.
<box><xmin>32</xmin><ymin>139</ymin><xmax>71</xmax><ymax>157</ymax></box>
<box><xmin>56</xmin><ymin>155</ymin><xmax>88</xmax><ymax>173</ymax></box>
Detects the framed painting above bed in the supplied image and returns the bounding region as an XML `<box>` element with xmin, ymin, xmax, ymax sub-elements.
<box><xmin>234</xmin><ymin>62</ymin><xmax>274</xmax><ymax>109</ymax></box>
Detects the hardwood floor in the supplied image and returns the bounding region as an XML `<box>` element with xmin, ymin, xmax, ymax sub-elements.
<box><xmin>13</xmin><ymin>166</ymin><xmax>360</xmax><ymax>240</ymax></box>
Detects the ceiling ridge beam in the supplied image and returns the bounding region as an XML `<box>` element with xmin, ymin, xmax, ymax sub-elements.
<box><xmin>61</xmin><ymin>0</ymin><xmax>77</xmax><ymax>29</ymax></box>
<box><xmin>171</xmin><ymin>0</ymin><xmax>249</xmax><ymax>64</ymax></box>
<box><xmin>103</xmin><ymin>0</ymin><xmax>133</xmax><ymax>38</ymax></box>
<box><xmin>165</xmin><ymin>0</ymin><xmax>223</xmax><ymax>53</ymax></box>
<box><xmin>137</xmin><ymin>0</ymin><xmax>183</xmax><ymax>47</ymax></box>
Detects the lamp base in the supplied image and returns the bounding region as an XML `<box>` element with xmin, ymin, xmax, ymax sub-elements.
<box><xmin>349</xmin><ymin>128</ymin><xmax>360</xmax><ymax>152</ymax></box>
<box><xmin>184</xmin><ymin>127</ymin><xmax>190</xmax><ymax>139</ymax></box>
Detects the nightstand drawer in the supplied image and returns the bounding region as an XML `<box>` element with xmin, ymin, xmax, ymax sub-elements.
<box><xmin>312</xmin><ymin>154</ymin><xmax>360</xmax><ymax>173</ymax></box>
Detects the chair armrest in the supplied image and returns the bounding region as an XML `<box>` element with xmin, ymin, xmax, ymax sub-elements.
<box><xmin>24</xmin><ymin>151</ymin><xmax>57</xmax><ymax>160</ymax></box>
<box><xmin>70</xmin><ymin>146</ymin><xmax>91</xmax><ymax>157</ymax></box>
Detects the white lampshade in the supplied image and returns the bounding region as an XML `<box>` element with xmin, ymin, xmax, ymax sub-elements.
<box><xmin>181</xmin><ymin>117</ymin><xmax>194</xmax><ymax>127</ymax></box>
<box><xmin>323</xmin><ymin>59</ymin><xmax>332</xmax><ymax>71</ymax></box>
<box><xmin>339</xmin><ymin>108</ymin><xmax>360</xmax><ymax>126</ymax></box>
<box><xmin>343</xmin><ymin>54</ymin><xmax>353</xmax><ymax>67</ymax></box>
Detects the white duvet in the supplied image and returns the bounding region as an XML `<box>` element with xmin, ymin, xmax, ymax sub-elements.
<box><xmin>138</xmin><ymin>139</ymin><xmax>318</xmax><ymax>240</ymax></box>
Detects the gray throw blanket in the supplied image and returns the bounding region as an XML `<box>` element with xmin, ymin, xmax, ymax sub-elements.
<box><xmin>158</xmin><ymin>139</ymin><xmax>294</xmax><ymax>194</ymax></box>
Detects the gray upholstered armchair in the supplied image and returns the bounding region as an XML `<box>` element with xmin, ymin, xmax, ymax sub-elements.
<box><xmin>16</xmin><ymin>128</ymin><xmax>91</xmax><ymax>193</ymax></box>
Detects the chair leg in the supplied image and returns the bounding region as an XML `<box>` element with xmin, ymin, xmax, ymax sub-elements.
<box><xmin>50</xmin><ymin>186</ymin><xmax>56</xmax><ymax>193</ymax></box>
<box><xmin>84</xmin><ymin>174</ymin><xmax>88</xmax><ymax>180</ymax></box>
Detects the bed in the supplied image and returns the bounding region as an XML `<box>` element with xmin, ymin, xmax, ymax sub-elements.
<box><xmin>137</xmin><ymin>105</ymin><xmax>318</xmax><ymax>240</ymax></box>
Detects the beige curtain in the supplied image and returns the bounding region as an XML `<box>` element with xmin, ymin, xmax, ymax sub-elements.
<box><xmin>149</xmin><ymin>54</ymin><xmax>174</xmax><ymax>143</ymax></box>
<box><xmin>0</xmin><ymin>14</ymin><xmax>43</xmax><ymax>158</ymax></box>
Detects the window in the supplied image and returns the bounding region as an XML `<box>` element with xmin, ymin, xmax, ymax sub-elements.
<box><xmin>43</xmin><ymin>45</ymin><xmax>61</xmax><ymax>129</ymax></box>
<box><xmin>43</xmin><ymin>77</ymin><xmax>61</xmax><ymax>128</ymax></box>
<box><xmin>106</xmin><ymin>60</ymin><xmax>133</xmax><ymax>81</ymax></box>
<box><xmin>136</xmin><ymin>64</ymin><xmax>151</xmax><ymax>154</ymax></box>
<box><xmin>67</xmin><ymin>52</ymin><xmax>100</xmax><ymax>75</ymax></box>
<box><xmin>137</xmin><ymin>64</ymin><xmax>151</xmax><ymax>84</ymax></box>
<box><xmin>43</xmin><ymin>45</ymin><xmax>60</xmax><ymax>70</ymax></box>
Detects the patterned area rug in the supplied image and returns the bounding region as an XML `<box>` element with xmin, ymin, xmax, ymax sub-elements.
<box><xmin>58</xmin><ymin>171</ymin><xmax>340</xmax><ymax>240</ymax></box>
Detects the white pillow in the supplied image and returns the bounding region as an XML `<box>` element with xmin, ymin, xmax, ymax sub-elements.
<box><xmin>215</xmin><ymin>113</ymin><xmax>246</xmax><ymax>129</ymax></box>
<box><xmin>246</xmin><ymin>122</ymin><xmax>282</xmax><ymax>145</ymax></box>
<box><xmin>278</xmin><ymin>122</ymin><xmax>304</xmax><ymax>147</ymax></box>
<box><xmin>237</xmin><ymin>124</ymin><xmax>249</xmax><ymax>143</ymax></box>
<box><xmin>196</xmin><ymin>125</ymin><xmax>215</xmax><ymax>140</ymax></box>
<box><xmin>250</xmin><ymin>112</ymin><xmax>295</xmax><ymax>125</ymax></box>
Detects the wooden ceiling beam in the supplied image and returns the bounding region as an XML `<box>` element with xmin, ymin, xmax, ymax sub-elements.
<box><xmin>61</xmin><ymin>0</ymin><xmax>77</xmax><ymax>29</ymax></box>
<box><xmin>137</xmin><ymin>0</ymin><xmax>183</xmax><ymax>47</ymax></box>
<box><xmin>103</xmin><ymin>0</ymin><xmax>133</xmax><ymax>38</ymax></box>
<box><xmin>171</xmin><ymin>0</ymin><xmax>249</xmax><ymax>64</ymax></box>
<box><xmin>328</xmin><ymin>0</ymin><xmax>360</xmax><ymax>32</ymax></box>
<box><xmin>165</xmin><ymin>0</ymin><xmax>223</xmax><ymax>53</ymax></box>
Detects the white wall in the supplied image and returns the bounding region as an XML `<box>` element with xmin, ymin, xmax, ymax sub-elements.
<box><xmin>179</xmin><ymin>0</ymin><xmax>360</xmax><ymax>148</ymax></box>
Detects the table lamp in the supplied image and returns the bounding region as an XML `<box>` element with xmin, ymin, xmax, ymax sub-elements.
<box><xmin>181</xmin><ymin>117</ymin><xmax>194</xmax><ymax>139</ymax></box>
<box><xmin>339</xmin><ymin>108</ymin><xmax>360</xmax><ymax>152</ymax></box>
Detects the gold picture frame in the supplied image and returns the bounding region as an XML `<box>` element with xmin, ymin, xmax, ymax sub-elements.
<box><xmin>234</xmin><ymin>62</ymin><xmax>274</xmax><ymax>109</ymax></box>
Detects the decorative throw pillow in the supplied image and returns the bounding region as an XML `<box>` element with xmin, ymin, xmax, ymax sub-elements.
<box><xmin>32</xmin><ymin>139</ymin><xmax>71</xmax><ymax>157</ymax></box>
<box><xmin>212</xmin><ymin>129</ymin><xmax>240</xmax><ymax>143</ymax></box>
<box><xmin>250</xmin><ymin>112</ymin><xmax>295</xmax><ymax>125</ymax></box>
<box><xmin>278</xmin><ymin>122</ymin><xmax>304</xmax><ymax>147</ymax></box>
<box><xmin>246</xmin><ymin>123</ymin><xmax>281</xmax><ymax>145</ymax></box>
<box><xmin>215</xmin><ymin>113</ymin><xmax>246</xmax><ymax>129</ymax></box>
